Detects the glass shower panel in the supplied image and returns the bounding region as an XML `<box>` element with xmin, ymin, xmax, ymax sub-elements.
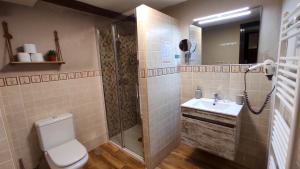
<box><xmin>98</xmin><ymin>26</ymin><xmax>123</xmax><ymax>147</ymax></box>
<box><xmin>113</xmin><ymin>18</ymin><xmax>144</xmax><ymax>157</ymax></box>
<box><xmin>98</xmin><ymin>15</ymin><xmax>143</xmax><ymax>158</ymax></box>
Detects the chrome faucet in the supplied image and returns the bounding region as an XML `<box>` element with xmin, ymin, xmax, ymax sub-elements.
<box><xmin>213</xmin><ymin>93</ymin><xmax>219</xmax><ymax>105</ymax></box>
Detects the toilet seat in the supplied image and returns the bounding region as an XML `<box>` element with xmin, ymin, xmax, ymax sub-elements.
<box><xmin>46</xmin><ymin>139</ymin><xmax>88</xmax><ymax>169</ymax></box>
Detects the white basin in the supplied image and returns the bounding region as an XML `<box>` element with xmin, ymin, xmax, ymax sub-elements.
<box><xmin>181</xmin><ymin>98</ymin><xmax>243</xmax><ymax>116</ymax></box>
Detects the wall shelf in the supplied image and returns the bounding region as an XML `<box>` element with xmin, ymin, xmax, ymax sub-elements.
<box><xmin>2</xmin><ymin>21</ymin><xmax>65</xmax><ymax>65</ymax></box>
<box><xmin>9</xmin><ymin>61</ymin><xmax>66</xmax><ymax>65</ymax></box>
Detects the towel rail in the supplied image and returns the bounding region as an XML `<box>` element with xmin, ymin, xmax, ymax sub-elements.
<box><xmin>277</xmin><ymin>81</ymin><xmax>295</xmax><ymax>96</ymax></box>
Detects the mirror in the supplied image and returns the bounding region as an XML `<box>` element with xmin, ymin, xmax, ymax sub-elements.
<box><xmin>186</xmin><ymin>6</ymin><xmax>262</xmax><ymax>65</ymax></box>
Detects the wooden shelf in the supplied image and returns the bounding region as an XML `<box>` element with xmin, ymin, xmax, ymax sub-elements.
<box><xmin>2</xmin><ymin>21</ymin><xmax>65</xmax><ymax>65</ymax></box>
<box><xmin>10</xmin><ymin>61</ymin><xmax>65</xmax><ymax>65</ymax></box>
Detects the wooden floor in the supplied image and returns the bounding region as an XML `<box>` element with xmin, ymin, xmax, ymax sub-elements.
<box><xmin>83</xmin><ymin>143</ymin><xmax>145</xmax><ymax>169</ymax></box>
<box><xmin>83</xmin><ymin>143</ymin><xmax>248</xmax><ymax>169</ymax></box>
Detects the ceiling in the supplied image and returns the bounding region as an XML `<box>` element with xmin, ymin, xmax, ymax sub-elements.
<box><xmin>76</xmin><ymin>0</ymin><xmax>187</xmax><ymax>13</ymax></box>
<box><xmin>1</xmin><ymin>0</ymin><xmax>38</xmax><ymax>6</ymax></box>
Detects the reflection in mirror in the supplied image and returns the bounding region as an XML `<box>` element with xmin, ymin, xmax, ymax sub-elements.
<box><xmin>179</xmin><ymin>39</ymin><xmax>194</xmax><ymax>64</ymax></box>
<box><xmin>188</xmin><ymin>6</ymin><xmax>262</xmax><ymax>65</ymax></box>
<box><xmin>179</xmin><ymin>39</ymin><xmax>192</xmax><ymax>52</ymax></box>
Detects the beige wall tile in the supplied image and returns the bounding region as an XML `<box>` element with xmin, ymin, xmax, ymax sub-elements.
<box><xmin>0</xmin><ymin>161</ymin><xmax>15</xmax><ymax>169</ymax></box>
<box><xmin>0</xmin><ymin>112</ymin><xmax>15</xmax><ymax>169</ymax></box>
<box><xmin>179</xmin><ymin>70</ymin><xmax>272</xmax><ymax>169</ymax></box>
<box><xmin>136</xmin><ymin>5</ymin><xmax>181</xmax><ymax>169</ymax></box>
<box><xmin>0</xmin><ymin>1</ymin><xmax>111</xmax><ymax>169</ymax></box>
<box><xmin>0</xmin><ymin>76</ymin><xmax>107</xmax><ymax>169</ymax></box>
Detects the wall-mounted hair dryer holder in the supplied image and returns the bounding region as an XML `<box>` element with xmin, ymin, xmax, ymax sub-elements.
<box><xmin>247</xmin><ymin>59</ymin><xmax>275</xmax><ymax>80</ymax></box>
<box><xmin>244</xmin><ymin>59</ymin><xmax>276</xmax><ymax>114</ymax></box>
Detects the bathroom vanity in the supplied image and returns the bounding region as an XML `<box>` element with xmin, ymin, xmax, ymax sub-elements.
<box><xmin>181</xmin><ymin>98</ymin><xmax>243</xmax><ymax>160</ymax></box>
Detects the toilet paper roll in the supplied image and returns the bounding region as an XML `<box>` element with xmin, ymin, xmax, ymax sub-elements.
<box><xmin>30</xmin><ymin>53</ymin><xmax>44</xmax><ymax>62</ymax></box>
<box><xmin>17</xmin><ymin>52</ymin><xmax>31</xmax><ymax>62</ymax></box>
<box><xmin>23</xmin><ymin>44</ymin><xmax>37</xmax><ymax>53</ymax></box>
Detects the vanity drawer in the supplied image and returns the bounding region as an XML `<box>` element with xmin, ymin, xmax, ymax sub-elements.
<box><xmin>181</xmin><ymin>114</ymin><xmax>237</xmax><ymax>160</ymax></box>
<box><xmin>181</xmin><ymin>107</ymin><xmax>237</xmax><ymax>125</ymax></box>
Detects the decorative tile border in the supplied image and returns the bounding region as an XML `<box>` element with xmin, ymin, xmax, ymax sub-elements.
<box><xmin>140</xmin><ymin>67</ymin><xmax>179</xmax><ymax>78</ymax></box>
<box><xmin>139</xmin><ymin>64</ymin><xmax>262</xmax><ymax>78</ymax></box>
<box><xmin>59</xmin><ymin>73</ymin><xmax>68</xmax><ymax>80</ymax></box>
<box><xmin>178</xmin><ymin>64</ymin><xmax>263</xmax><ymax>73</ymax></box>
<box><xmin>0</xmin><ymin>78</ymin><xmax>5</xmax><ymax>87</ymax></box>
<box><xmin>0</xmin><ymin>64</ymin><xmax>263</xmax><ymax>86</ymax></box>
<box><xmin>0</xmin><ymin>70</ymin><xmax>102</xmax><ymax>87</ymax></box>
<box><xmin>31</xmin><ymin>75</ymin><xmax>41</xmax><ymax>83</ymax></box>
<box><xmin>5</xmin><ymin>77</ymin><xmax>19</xmax><ymax>86</ymax></box>
<box><xmin>19</xmin><ymin>76</ymin><xmax>30</xmax><ymax>85</ymax></box>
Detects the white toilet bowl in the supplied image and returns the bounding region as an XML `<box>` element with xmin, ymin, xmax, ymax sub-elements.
<box><xmin>35</xmin><ymin>113</ymin><xmax>89</xmax><ymax>169</ymax></box>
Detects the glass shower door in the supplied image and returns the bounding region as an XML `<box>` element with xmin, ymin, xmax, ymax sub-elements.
<box><xmin>98</xmin><ymin>25</ymin><xmax>123</xmax><ymax>147</ymax></box>
<box><xmin>112</xmin><ymin>18</ymin><xmax>144</xmax><ymax>157</ymax></box>
<box><xmin>99</xmin><ymin>15</ymin><xmax>144</xmax><ymax>158</ymax></box>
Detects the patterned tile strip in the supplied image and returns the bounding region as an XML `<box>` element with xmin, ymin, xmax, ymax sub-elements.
<box><xmin>178</xmin><ymin>64</ymin><xmax>262</xmax><ymax>73</ymax></box>
<box><xmin>141</xmin><ymin>67</ymin><xmax>179</xmax><ymax>78</ymax></box>
<box><xmin>142</xmin><ymin>64</ymin><xmax>262</xmax><ymax>78</ymax></box>
<box><xmin>0</xmin><ymin>70</ymin><xmax>102</xmax><ymax>87</ymax></box>
<box><xmin>0</xmin><ymin>64</ymin><xmax>262</xmax><ymax>86</ymax></box>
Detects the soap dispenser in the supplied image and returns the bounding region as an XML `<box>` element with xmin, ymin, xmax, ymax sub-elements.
<box><xmin>195</xmin><ymin>86</ymin><xmax>202</xmax><ymax>99</ymax></box>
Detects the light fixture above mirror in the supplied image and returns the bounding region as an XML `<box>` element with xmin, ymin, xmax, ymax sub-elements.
<box><xmin>193</xmin><ymin>7</ymin><xmax>251</xmax><ymax>25</ymax></box>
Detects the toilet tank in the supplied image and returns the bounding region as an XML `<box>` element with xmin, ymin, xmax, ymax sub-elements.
<box><xmin>35</xmin><ymin>113</ymin><xmax>75</xmax><ymax>151</ymax></box>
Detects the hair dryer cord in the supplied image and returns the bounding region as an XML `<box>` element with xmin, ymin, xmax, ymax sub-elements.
<box><xmin>244</xmin><ymin>70</ymin><xmax>275</xmax><ymax>115</ymax></box>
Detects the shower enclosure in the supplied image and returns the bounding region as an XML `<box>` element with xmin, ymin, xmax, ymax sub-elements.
<box><xmin>98</xmin><ymin>15</ymin><xmax>143</xmax><ymax>158</ymax></box>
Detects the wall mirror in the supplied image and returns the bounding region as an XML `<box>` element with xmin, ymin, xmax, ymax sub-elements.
<box><xmin>186</xmin><ymin>6</ymin><xmax>262</xmax><ymax>65</ymax></box>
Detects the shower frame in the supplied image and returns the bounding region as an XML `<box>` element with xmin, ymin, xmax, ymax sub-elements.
<box><xmin>98</xmin><ymin>13</ymin><xmax>144</xmax><ymax>160</ymax></box>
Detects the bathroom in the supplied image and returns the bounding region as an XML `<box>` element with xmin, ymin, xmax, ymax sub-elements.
<box><xmin>0</xmin><ymin>0</ymin><xmax>299</xmax><ymax>169</ymax></box>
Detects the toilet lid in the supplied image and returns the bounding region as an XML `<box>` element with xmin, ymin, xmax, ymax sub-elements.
<box><xmin>47</xmin><ymin>139</ymin><xmax>87</xmax><ymax>167</ymax></box>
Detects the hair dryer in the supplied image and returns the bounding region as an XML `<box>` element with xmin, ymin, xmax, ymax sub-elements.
<box><xmin>247</xmin><ymin>59</ymin><xmax>275</xmax><ymax>80</ymax></box>
<box><xmin>244</xmin><ymin>59</ymin><xmax>276</xmax><ymax>114</ymax></box>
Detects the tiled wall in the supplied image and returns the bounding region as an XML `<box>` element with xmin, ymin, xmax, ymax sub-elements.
<box><xmin>0</xmin><ymin>110</ymin><xmax>15</xmax><ymax>169</ymax></box>
<box><xmin>0</xmin><ymin>2</ymin><xmax>110</xmax><ymax>169</ymax></box>
<box><xmin>0</xmin><ymin>71</ymin><xmax>107</xmax><ymax>169</ymax></box>
<box><xmin>136</xmin><ymin>5</ymin><xmax>181</xmax><ymax>169</ymax></box>
<box><xmin>163</xmin><ymin>1</ymin><xmax>282</xmax><ymax>168</ymax></box>
<box><xmin>180</xmin><ymin>64</ymin><xmax>272</xmax><ymax>169</ymax></box>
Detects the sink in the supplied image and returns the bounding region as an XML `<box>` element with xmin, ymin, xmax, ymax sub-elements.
<box><xmin>181</xmin><ymin>98</ymin><xmax>243</xmax><ymax>160</ymax></box>
<box><xmin>181</xmin><ymin>98</ymin><xmax>243</xmax><ymax>116</ymax></box>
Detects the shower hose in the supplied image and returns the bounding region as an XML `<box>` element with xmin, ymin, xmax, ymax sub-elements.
<box><xmin>243</xmin><ymin>69</ymin><xmax>275</xmax><ymax>115</ymax></box>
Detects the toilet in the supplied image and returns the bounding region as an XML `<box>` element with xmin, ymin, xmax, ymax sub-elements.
<box><xmin>35</xmin><ymin>113</ymin><xmax>89</xmax><ymax>169</ymax></box>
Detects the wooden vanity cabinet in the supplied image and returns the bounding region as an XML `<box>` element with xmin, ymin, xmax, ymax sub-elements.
<box><xmin>181</xmin><ymin>107</ymin><xmax>241</xmax><ymax>160</ymax></box>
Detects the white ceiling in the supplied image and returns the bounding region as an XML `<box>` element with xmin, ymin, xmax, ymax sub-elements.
<box><xmin>77</xmin><ymin>0</ymin><xmax>187</xmax><ymax>13</ymax></box>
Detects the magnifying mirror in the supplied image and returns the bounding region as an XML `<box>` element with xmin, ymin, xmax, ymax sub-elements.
<box><xmin>179</xmin><ymin>39</ymin><xmax>192</xmax><ymax>64</ymax></box>
<box><xmin>179</xmin><ymin>39</ymin><xmax>192</xmax><ymax>52</ymax></box>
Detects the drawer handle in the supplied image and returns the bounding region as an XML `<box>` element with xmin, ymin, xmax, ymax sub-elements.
<box><xmin>182</xmin><ymin>113</ymin><xmax>235</xmax><ymax>128</ymax></box>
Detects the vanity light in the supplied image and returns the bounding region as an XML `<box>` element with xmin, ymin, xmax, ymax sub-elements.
<box><xmin>193</xmin><ymin>7</ymin><xmax>249</xmax><ymax>22</ymax></box>
<box><xmin>198</xmin><ymin>10</ymin><xmax>251</xmax><ymax>25</ymax></box>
